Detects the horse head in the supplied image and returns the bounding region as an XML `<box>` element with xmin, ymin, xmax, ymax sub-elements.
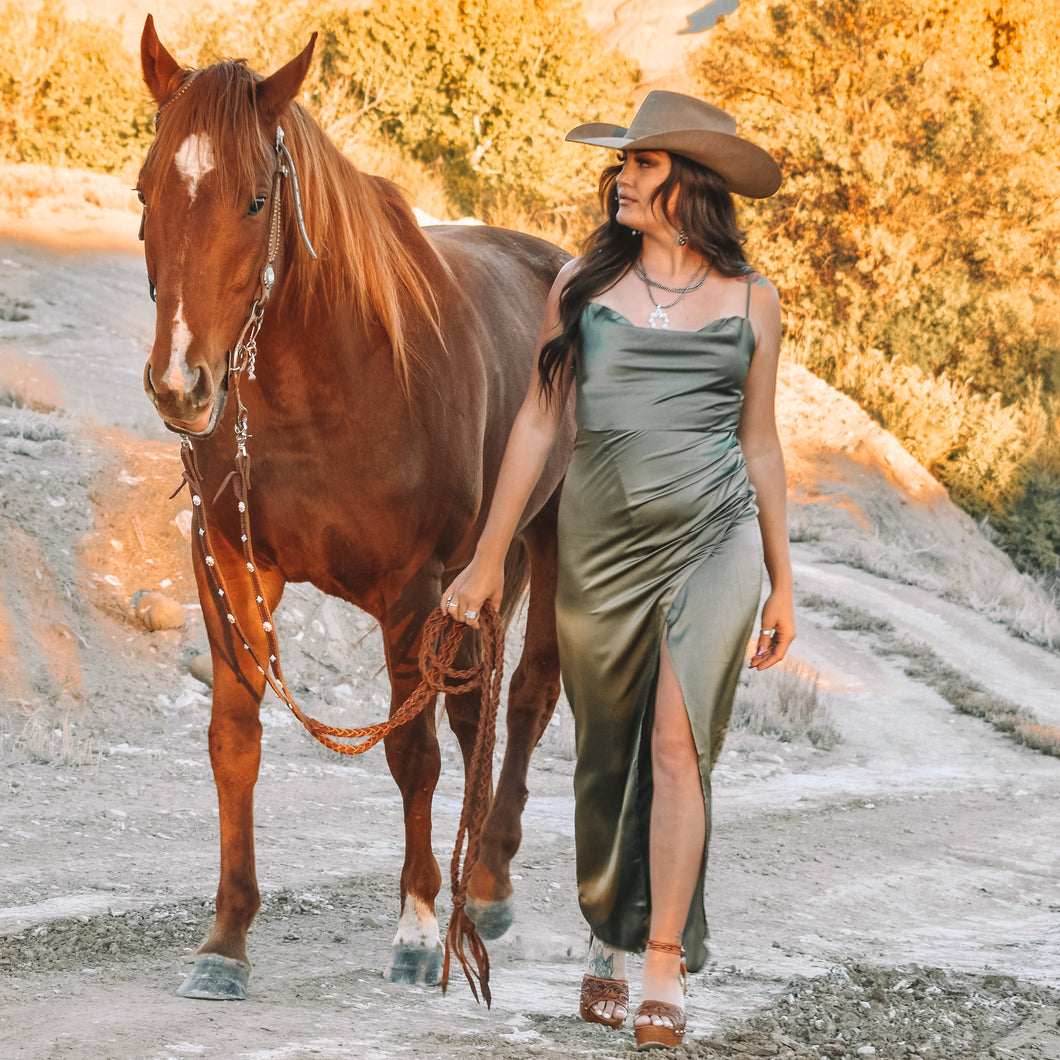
<box><xmin>137</xmin><ymin>16</ymin><xmax>316</xmax><ymax>437</ymax></box>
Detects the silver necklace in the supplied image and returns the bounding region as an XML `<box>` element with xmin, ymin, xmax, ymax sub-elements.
<box><xmin>633</xmin><ymin>260</ymin><xmax>711</xmax><ymax>329</ymax></box>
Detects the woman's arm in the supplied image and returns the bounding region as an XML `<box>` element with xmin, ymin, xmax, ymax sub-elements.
<box><xmin>738</xmin><ymin>274</ymin><xmax>795</xmax><ymax>670</ymax></box>
<box><xmin>440</xmin><ymin>259</ymin><xmax>578</xmax><ymax>628</ymax></box>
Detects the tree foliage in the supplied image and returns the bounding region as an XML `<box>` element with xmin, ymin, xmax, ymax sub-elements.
<box><xmin>1</xmin><ymin>0</ymin><xmax>637</xmax><ymax>237</ymax></box>
<box><xmin>0</xmin><ymin>0</ymin><xmax>154</xmax><ymax>174</ymax></box>
<box><xmin>313</xmin><ymin>0</ymin><xmax>638</xmax><ymax>226</ymax></box>
<box><xmin>694</xmin><ymin>0</ymin><xmax>1060</xmax><ymax>576</ymax></box>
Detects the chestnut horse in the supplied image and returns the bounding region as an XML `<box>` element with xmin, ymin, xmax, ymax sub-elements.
<box><xmin>137</xmin><ymin>16</ymin><xmax>571</xmax><ymax>999</ymax></box>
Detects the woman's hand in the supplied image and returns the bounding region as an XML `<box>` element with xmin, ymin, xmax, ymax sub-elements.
<box><xmin>440</xmin><ymin>555</ymin><xmax>505</xmax><ymax>630</ymax></box>
<box><xmin>748</xmin><ymin>590</ymin><xmax>795</xmax><ymax>671</ymax></box>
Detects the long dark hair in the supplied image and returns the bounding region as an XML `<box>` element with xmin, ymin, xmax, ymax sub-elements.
<box><xmin>538</xmin><ymin>152</ymin><xmax>751</xmax><ymax>400</ymax></box>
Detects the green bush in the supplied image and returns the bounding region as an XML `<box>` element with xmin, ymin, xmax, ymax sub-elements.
<box><xmin>2</xmin><ymin>0</ymin><xmax>637</xmax><ymax>243</ymax></box>
<box><xmin>993</xmin><ymin>464</ymin><xmax>1060</xmax><ymax>576</ymax></box>
<box><xmin>313</xmin><ymin>0</ymin><xmax>637</xmax><ymax>233</ymax></box>
<box><xmin>0</xmin><ymin>0</ymin><xmax>154</xmax><ymax>174</ymax></box>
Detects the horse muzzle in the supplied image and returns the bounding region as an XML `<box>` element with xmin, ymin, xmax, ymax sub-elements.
<box><xmin>144</xmin><ymin>359</ymin><xmax>229</xmax><ymax>438</ymax></box>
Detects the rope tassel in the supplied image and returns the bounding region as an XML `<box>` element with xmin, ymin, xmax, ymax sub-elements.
<box><xmin>443</xmin><ymin>903</ymin><xmax>492</xmax><ymax>1007</ymax></box>
<box><xmin>440</xmin><ymin>601</ymin><xmax>504</xmax><ymax>1008</ymax></box>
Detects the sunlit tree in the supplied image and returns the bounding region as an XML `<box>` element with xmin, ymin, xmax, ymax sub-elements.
<box><xmin>0</xmin><ymin>0</ymin><xmax>153</xmax><ymax>173</ymax></box>
<box><xmin>693</xmin><ymin>0</ymin><xmax>1060</xmax><ymax>574</ymax></box>
<box><xmin>315</xmin><ymin>0</ymin><xmax>638</xmax><ymax>228</ymax></box>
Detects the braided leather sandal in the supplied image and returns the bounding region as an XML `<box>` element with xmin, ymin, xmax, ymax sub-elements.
<box><xmin>579</xmin><ymin>972</ymin><xmax>629</xmax><ymax>1029</ymax></box>
<box><xmin>634</xmin><ymin>939</ymin><xmax>687</xmax><ymax>1050</ymax></box>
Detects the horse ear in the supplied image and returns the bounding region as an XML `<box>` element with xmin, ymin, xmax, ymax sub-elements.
<box><xmin>141</xmin><ymin>14</ymin><xmax>185</xmax><ymax>103</ymax></box>
<box><xmin>256</xmin><ymin>33</ymin><xmax>318</xmax><ymax>128</ymax></box>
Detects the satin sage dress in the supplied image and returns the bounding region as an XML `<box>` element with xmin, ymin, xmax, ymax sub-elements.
<box><xmin>555</xmin><ymin>281</ymin><xmax>762</xmax><ymax>973</ymax></box>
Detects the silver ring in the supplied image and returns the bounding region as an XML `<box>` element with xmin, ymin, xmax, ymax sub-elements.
<box><xmin>464</xmin><ymin>610</ymin><xmax>479</xmax><ymax>620</ymax></box>
<box><xmin>760</xmin><ymin>628</ymin><xmax>775</xmax><ymax>637</ymax></box>
<box><xmin>446</xmin><ymin>597</ymin><xmax>457</xmax><ymax>609</ymax></box>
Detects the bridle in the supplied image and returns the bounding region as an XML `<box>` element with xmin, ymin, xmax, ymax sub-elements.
<box><xmin>144</xmin><ymin>72</ymin><xmax>317</xmax><ymax>444</ymax></box>
<box><xmin>188</xmin><ymin>127</ymin><xmax>317</xmax><ymax>445</ymax></box>
<box><xmin>228</xmin><ymin>124</ymin><xmax>318</xmax><ymax>393</ymax></box>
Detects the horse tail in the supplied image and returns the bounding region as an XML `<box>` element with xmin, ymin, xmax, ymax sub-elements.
<box><xmin>500</xmin><ymin>538</ymin><xmax>531</xmax><ymax>628</ymax></box>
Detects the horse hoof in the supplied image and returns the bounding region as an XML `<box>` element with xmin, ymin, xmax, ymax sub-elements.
<box><xmin>464</xmin><ymin>895</ymin><xmax>514</xmax><ymax>940</ymax></box>
<box><xmin>177</xmin><ymin>953</ymin><xmax>251</xmax><ymax>1000</ymax></box>
<box><xmin>386</xmin><ymin>944</ymin><xmax>443</xmax><ymax>986</ymax></box>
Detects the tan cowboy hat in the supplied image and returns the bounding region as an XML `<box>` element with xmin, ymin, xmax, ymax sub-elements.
<box><xmin>566</xmin><ymin>90</ymin><xmax>781</xmax><ymax>198</ymax></box>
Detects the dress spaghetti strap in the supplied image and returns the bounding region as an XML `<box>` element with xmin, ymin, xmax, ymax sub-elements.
<box><xmin>744</xmin><ymin>272</ymin><xmax>754</xmax><ymax>317</ymax></box>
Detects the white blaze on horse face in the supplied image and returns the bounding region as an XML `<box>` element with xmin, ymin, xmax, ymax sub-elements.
<box><xmin>164</xmin><ymin>300</ymin><xmax>195</xmax><ymax>394</ymax></box>
<box><xmin>174</xmin><ymin>133</ymin><xmax>215</xmax><ymax>201</ymax></box>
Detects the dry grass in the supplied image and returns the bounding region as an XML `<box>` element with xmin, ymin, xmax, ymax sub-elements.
<box><xmin>1011</xmin><ymin>722</ymin><xmax>1060</xmax><ymax>757</ymax></box>
<box><xmin>802</xmin><ymin>593</ymin><xmax>1060</xmax><ymax>759</ymax></box>
<box><xmin>790</xmin><ymin>505</ymin><xmax>1060</xmax><ymax>653</ymax></box>
<box><xmin>0</xmin><ymin>406</ymin><xmax>71</xmax><ymax>442</ymax></box>
<box><xmin>0</xmin><ymin>711</ymin><xmax>102</xmax><ymax>767</ymax></box>
<box><xmin>800</xmin><ymin>595</ymin><xmax>895</xmax><ymax>636</ymax></box>
<box><xmin>731</xmin><ymin>656</ymin><xmax>841</xmax><ymax>750</ymax></box>
<box><xmin>0</xmin><ymin>163</ymin><xmax>140</xmax><ymax>218</ymax></box>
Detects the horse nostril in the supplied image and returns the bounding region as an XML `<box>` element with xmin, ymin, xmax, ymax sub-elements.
<box><xmin>143</xmin><ymin>361</ymin><xmax>156</xmax><ymax>398</ymax></box>
<box><xmin>190</xmin><ymin>365</ymin><xmax>212</xmax><ymax>408</ymax></box>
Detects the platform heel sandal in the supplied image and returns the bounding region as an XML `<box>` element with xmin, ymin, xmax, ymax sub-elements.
<box><xmin>579</xmin><ymin>933</ymin><xmax>629</xmax><ymax>1029</ymax></box>
<box><xmin>634</xmin><ymin>939</ymin><xmax>687</xmax><ymax>1050</ymax></box>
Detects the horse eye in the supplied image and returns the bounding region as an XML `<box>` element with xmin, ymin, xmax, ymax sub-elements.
<box><xmin>136</xmin><ymin>189</ymin><xmax>146</xmax><ymax>206</ymax></box>
<box><xmin>248</xmin><ymin>195</ymin><xmax>266</xmax><ymax>216</ymax></box>
<box><xmin>148</xmin><ymin>280</ymin><xmax>156</xmax><ymax>303</ymax></box>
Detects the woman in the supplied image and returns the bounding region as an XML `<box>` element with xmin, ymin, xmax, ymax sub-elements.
<box><xmin>442</xmin><ymin>91</ymin><xmax>795</xmax><ymax>1049</ymax></box>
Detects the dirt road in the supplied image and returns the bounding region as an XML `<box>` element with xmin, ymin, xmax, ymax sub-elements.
<box><xmin>1</xmin><ymin>203</ymin><xmax>1058</xmax><ymax>1059</ymax></box>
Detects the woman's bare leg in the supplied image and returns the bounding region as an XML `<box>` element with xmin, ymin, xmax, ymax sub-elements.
<box><xmin>583</xmin><ymin>935</ymin><xmax>628</xmax><ymax>1022</ymax></box>
<box><xmin>635</xmin><ymin>638</ymin><xmax>705</xmax><ymax>1027</ymax></box>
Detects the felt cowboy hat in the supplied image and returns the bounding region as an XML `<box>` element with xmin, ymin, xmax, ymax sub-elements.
<box><xmin>566</xmin><ymin>90</ymin><xmax>781</xmax><ymax>198</ymax></box>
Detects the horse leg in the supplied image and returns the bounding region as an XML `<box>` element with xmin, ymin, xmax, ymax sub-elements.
<box><xmin>463</xmin><ymin>506</ymin><xmax>562</xmax><ymax>939</ymax></box>
<box><xmin>178</xmin><ymin>539</ymin><xmax>285</xmax><ymax>1001</ymax></box>
<box><xmin>380</xmin><ymin>581</ymin><xmax>445</xmax><ymax>985</ymax></box>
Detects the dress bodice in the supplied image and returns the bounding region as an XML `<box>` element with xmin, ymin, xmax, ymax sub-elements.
<box><xmin>573</xmin><ymin>303</ymin><xmax>754</xmax><ymax>433</ymax></box>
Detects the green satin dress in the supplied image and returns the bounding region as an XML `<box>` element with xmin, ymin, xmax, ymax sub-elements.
<box><xmin>556</xmin><ymin>289</ymin><xmax>763</xmax><ymax>972</ymax></box>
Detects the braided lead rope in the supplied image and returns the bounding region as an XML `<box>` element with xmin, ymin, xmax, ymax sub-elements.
<box><xmin>177</xmin><ymin>438</ymin><xmax>504</xmax><ymax>1003</ymax></box>
<box><xmin>441</xmin><ymin>598</ymin><xmax>504</xmax><ymax>1007</ymax></box>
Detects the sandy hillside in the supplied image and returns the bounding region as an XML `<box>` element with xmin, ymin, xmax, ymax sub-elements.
<box><xmin>1</xmin><ymin>141</ymin><xmax>1059</xmax><ymax>1060</ymax></box>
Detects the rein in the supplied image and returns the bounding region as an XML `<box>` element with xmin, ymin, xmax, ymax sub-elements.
<box><xmin>179</xmin><ymin>439</ymin><xmax>500</xmax><ymax>760</ymax></box>
<box><xmin>166</xmin><ymin>112</ymin><xmax>501</xmax><ymax>1003</ymax></box>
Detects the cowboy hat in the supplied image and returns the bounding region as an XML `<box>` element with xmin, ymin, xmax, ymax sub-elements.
<box><xmin>566</xmin><ymin>90</ymin><xmax>781</xmax><ymax>198</ymax></box>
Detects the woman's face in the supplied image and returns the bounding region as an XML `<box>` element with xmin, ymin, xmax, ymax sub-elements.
<box><xmin>615</xmin><ymin>151</ymin><xmax>675</xmax><ymax>232</ymax></box>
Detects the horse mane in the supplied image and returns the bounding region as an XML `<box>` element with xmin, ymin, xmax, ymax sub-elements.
<box><xmin>141</xmin><ymin>58</ymin><xmax>443</xmax><ymax>391</ymax></box>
